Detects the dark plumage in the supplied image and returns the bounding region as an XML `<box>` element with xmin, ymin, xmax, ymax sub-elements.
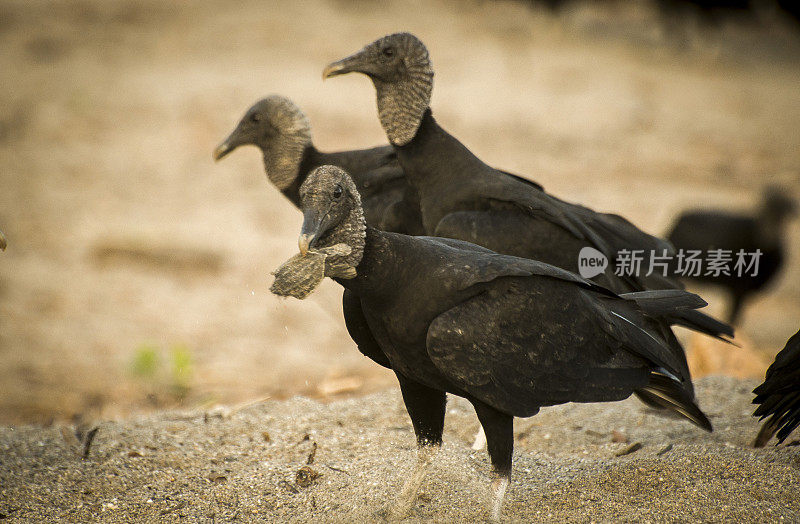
<box><xmin>322</xmin><ymin>33</ymin><xmax>733</xmax><ymax>421</ymax></box>
<box><xmin>322</xmin><ymin>33</ymin><xmax>681</xmax><ymax>293</ymax></box>
<box><xmin>752</xmin><ymin>329</ymin><xmax>800</xmax><ymax>447</ymax></box>
<box><xmin>284</xmin><ymin>165</ymin><xmax>721</xmax><ymax>520</ymax></box>
<box><xmin>213</xmin><ymin>95</ymin><xmax>424</xmax><ymax>236</ymax></box>
<box><xmin>666</xmin><ymin>188</ymin><xmax>796</xmax><ymax>324</ymax></box>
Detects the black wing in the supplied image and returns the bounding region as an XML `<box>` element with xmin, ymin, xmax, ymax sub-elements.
<box><xmin>473</xmin><ymin>174</ymin><xmax>596</xmax><ymax>244</ymax></box>
<box><xmin>753</xmin><ymin>329</ymin><xmax>800</xmax><ymax>445</ymax></box>
<box><xmin>460</xmin><ymin>173</ymin><xmax>681</xmax><ymax>291</ymax></box>
<box><xmin>497</xmin><ymin>169</ymin><xmax>675</xmax><ymax>269</ymax></box>
<box><xmin>425</xmin><ymin>276</ymin><xmax>658</xmax><ymax>417</ymax></box>
<box><xmin>496</xmin><ymin>169</ymin><xmax>544</xmax><ymax>192</ymax></box>
<box><xmin>342</xmin><ymin>289</ymin><xmax>392</xmax><ymax>369</ymax></box>
<box><xmin>421</xmin><ymin>249</ymin><xmax>694</xmax><ymax>416</ymax></box>
<box><xmin>431</xmin><ymin>243</ymin><xmax>615</xmax><ymax>295</ymax></box>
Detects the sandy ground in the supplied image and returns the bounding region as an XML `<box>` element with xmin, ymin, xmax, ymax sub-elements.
<box><xmin>2</xmin><ymin>377</ymin><xmax>798</xmax><ymax>522</ymax></box>
<box><xmin>0</xmin><ymin>0</ymin><xmax>799</xmax><ymax>426</ymax></box>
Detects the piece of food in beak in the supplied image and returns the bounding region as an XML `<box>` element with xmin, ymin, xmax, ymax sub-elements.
<box><xmin>270</xmin><ymin>251</ymin><xmax>327</xmax><ymax>299</ymax></box>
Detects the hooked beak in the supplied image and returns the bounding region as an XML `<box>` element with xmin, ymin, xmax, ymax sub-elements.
<box><xmin>298</xmin><ymin>208</ymin><xmax>327</xmax><ymax>256</ymax></box>
<box><xmin>212</xmin><ymin>138</ymin><xmax>236</xmax><ymax>162</ymax></box>
<box><xmin>323</xmin><ymin>51</ymin><xmax>372</xmax><ymax>80</ymax></box>
<box><xmin>213</xmin><ymin>124</ymin><xmax>248</xmax><ymax>162</ymax></box>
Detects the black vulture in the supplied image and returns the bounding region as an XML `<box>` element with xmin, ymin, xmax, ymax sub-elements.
<box><xmin>666</xmin><ymin>187</ymin><xmax>796</xmax><ymax>324</ymax></box>
<box><xmin>275</xmin><ymin>165</ymin><xmax>722</xmax><ymax>520</ymax></box>
<box><xmin>213</xmin><ymin>97</ymin><xmax>540</xmax><ymax>447</ymax></box>
<box><xmin>213</xmin><ymin>94</ymin><xmax>424</xmax><ymax>236</ymax></box>
<box><xmin>322</xmin><ymin>33</ymin><xmax>682</xmax><ymax>294</ymax></box>
<box><xmin>752</xmin><ymin>329</ymin><xmax>800</xmax><ymax>447</ymax></box>
<box><xmin>321</xmin><ymin>33</ymin><xmax>732</xmax><ymax>422</ymax></box>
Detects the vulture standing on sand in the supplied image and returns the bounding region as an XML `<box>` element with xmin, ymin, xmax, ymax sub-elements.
<box><xmin>322</xmin><ymin>33</ymin><xmax>680</xmax><ymax>293</ymax></box>
<box><xmin>276</xmin><ymin>165</ymin><xmax>723</xmax><ymax>520</ymax></box>
<box><xmin>212</xmin><ymin>95</ymin><xmax>551</xmax><ymax>447</ymax></box>
<box><xmin>753</xmin><ymin>329</ymin><xmax>800</xmax><ymax>447</ymax></box>
<box><xmin>322</xmin><ymin>33</ymin><xmax>732</xmax><ymax>420</ymax></box>
<box><xmin>666</xmin><ymin>187</ymin><xmax>796</xmax><ymax>324</ymax></box>
<box><xmin>213</xmin><ymin>95</ymin><xmax>424</xmax><ymax>236</ymax></box>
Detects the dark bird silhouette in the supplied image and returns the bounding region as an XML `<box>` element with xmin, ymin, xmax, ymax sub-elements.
<box><xmin>322</xmin><ymin>33</ymin><xmax>732</xmax><ymax>422</ymax></box>
<box><xmin>322</xmin><ymin>33</ymin><xmax>682</xmax><ymax>294</ymax></box>
<box><xmin>753</xmin><ymin>329</ymin><xmax>800</xmax><ymax>447</ymax></box>
<box><xmin>666</xmin><ymin>187</ymin><xmax>796</xmax><ymax>324</ymax></box>
<box><xmin>213</xmin><ymin>94</ymin><xmax>424</xmax><ymax>236</ymax></box>
<box><xmin>282</xmin><ymin>165</ymin><xmax>723</xmax><ymax>520</ymax></box>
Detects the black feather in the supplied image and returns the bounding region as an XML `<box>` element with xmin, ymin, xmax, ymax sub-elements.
<box><xmin>752</xmin><ymin>330</ymin><xmax>800</xmax><ymax>446</ymax></box>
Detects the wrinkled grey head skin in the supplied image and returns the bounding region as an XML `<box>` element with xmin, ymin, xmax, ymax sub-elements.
<box><xmin>213</xmin><ymin>95</ymin><xmax>312</xmax><ymax>190</ymax></box>
<box><xmin>298</xmin><ymin>165</ymin><xmax>366</xmax><ymax>276</ymax></box>
<box><xmin>324</xmin><ymin>33</ymin><xmax>433</xmax><ymax>147</ymax></box>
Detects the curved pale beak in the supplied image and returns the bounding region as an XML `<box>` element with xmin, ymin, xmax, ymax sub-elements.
<box><xmin>212</xmin><ymin>140</ymin><xmax>235</xmax><ymax>162</ymax></box>
<box><xmin>322</xmin><ymin>60</ymin><xmax>347</xmax><ymax>80</ymax></box>
<box><xmin>323</xmin><ymin>51</ymin><xmax>370</xmax><ymax>80</ymax></box>
<box><xmin>299</xmin><ymin>208</ymin><xmax>327</xmax><ymax>256</ymax></box>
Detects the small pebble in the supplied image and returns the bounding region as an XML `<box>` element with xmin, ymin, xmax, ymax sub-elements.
<box><xmin>615</xmin><ymin>442</ymin><xmax>643</xmax><ymax>457</ymax></box>
<box><xmin>296</xmin><ymin>466</ymin><xmax>320</xmax><ymax>488</ymax></box>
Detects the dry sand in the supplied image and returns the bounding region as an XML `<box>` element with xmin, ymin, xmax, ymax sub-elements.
<box><xmin>2</xmin><ymin>1</ymin><xmax>800</xmax><ymax>521</ymax></box>
<box><xmin>1</xmin><ymin>0</ymin><xmax>799</xmax><ymax>426</ymax></box>
<box><xmin>2</xmin><ymin>376</ymin><xmax>798</xmax><ymax>522</ymax></box>
<box><xmin>1</xmin><ymin>8</ymin><xmax>800</xmax><ymax>524</ymax></box>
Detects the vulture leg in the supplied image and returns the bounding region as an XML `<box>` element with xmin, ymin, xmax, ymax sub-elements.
<box><xmin>387</xmin><ymin>372</ymin><xmax>446</xmax><ymax>520</ymax></box>
<box><xmin>727</xmin><ymin>292</ymin><xmax>746</xmax><ymax>325</ymax></box>
<box><xmin>471</xmin><ymin>425</ymin><xmax>487</xmax><ymax>450</ymax></box>
<box><xmin>388</xmin><ymin>442</ymin><xmax>439</xmax><ymax>521</ymax></box>
<box><xmin>472</xmin><ymin>399</ymin><xmax>514</xmax><ymax>522</ymax></box>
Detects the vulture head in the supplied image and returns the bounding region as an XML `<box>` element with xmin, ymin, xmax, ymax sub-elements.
<box><xmin>761</xmin><ymin>186</ymin><xmax>797</xmax><ymax>224</ymax></box>
<box><xmin>270</xmin><ymin>166</ymin><xmax>365</xmax><ymax>299</ymax></box>
<box><xmin>298</xmin><ymin>165</ymin><xmax>366</xmax><ymax>274</ymax></box>
<box><xmin>324</xmin><ymin>33</ymin><xmax>433</xmax><ymax>147</ymax></box>
<box><xmin>213</xmin><ymin>95</ymin><xmax>312</xmax><ymax>190</ymax></box>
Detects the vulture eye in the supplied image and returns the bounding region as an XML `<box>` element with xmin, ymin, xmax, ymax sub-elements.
<box><xmin>381</xmin><ymin>46</ymin><xmax>394</xmax><ymax>58</ymax></box>
<box><xmin>249</xmin><ymin>113</ymin><xmax>261</xmax><ymax>123</ymax></box>
<box><xmin>332</xmin><ymin>185</ymin><xmax>343</xmax><ymax>199</ymax></box>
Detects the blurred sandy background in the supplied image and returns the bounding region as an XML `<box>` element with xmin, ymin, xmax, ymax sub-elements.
<box><xmin>1</xmin><ymin>0</ymin><xmax>798</xmax><ymax>425</ymax></box>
